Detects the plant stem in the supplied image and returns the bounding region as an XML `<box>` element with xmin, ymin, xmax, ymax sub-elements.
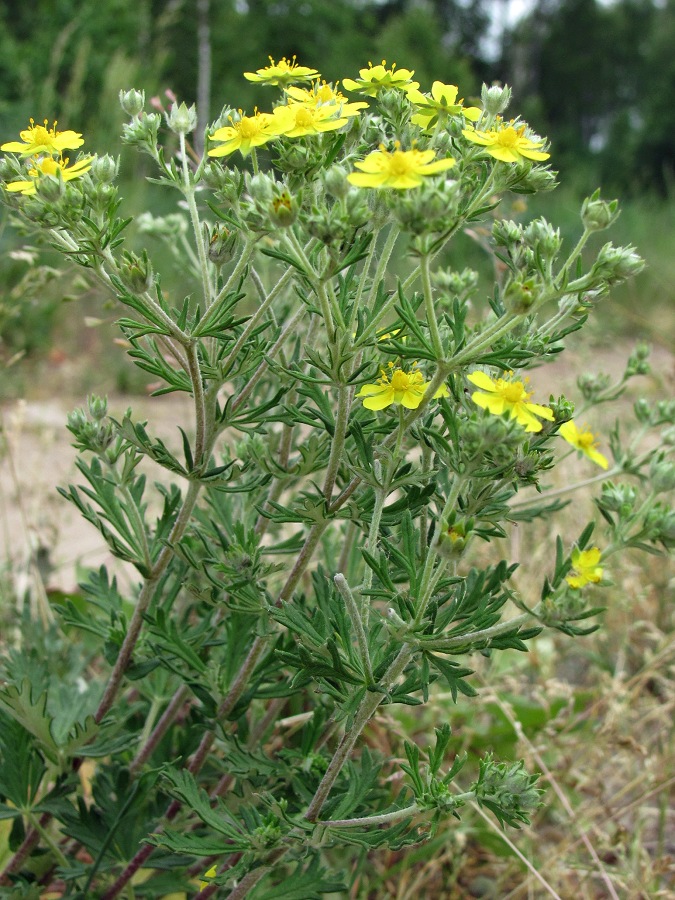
<box><xmin>421</xmin><ymin>253</ymin><xmax>444</xmax><ymax>359</ymax></box>
<box><xmin>366</xmin><ymin>225</ymin><xmax>399</xmax><ymax>309</ymax></box>
<box><xmin>94</xmin><ymin>478</ymin><xmax>202</xmax><ymax>724</ymax></box>
<box><xmin>219</xmin><ymin>265</ymin><xmax>295</xmax><ymax>376</ymax></box>
<box><xmin>304</xmin><ymin>644</ymin><xmax>413</xmax><ymax>823</ymax></box>
<box><xmin>322</xmin><ymin>378</ymin><xmax>352</xmax><ymax>501</ymax></box>
<box><xmin>229</xmin><ymin>304</ymin><xmax>306</xmax><ymax>413</ymax></box>
<box><xmin>179</xmin><ymin>131</ymin><xmax>212</xmax><ymax>306</ymax></box>
<box><xmin>322</xmin><ymin>803</ymin><xmax>419</xmax><ymax>828</ymax></box>
<box><xmin>334</xmin><ymin>573</ymin><xmax>374</xmax><ymax>684</ymax></box>
<box><xmin>129</xmin><ymin>685</ymin><xmax>190</xmax><ymax>776</ymax></box>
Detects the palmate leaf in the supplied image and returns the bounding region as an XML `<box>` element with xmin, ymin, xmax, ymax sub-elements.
<box><xmin>0</xmin><ymin>679</ymin><xmax>60</xmax><ymax>762</ymax></box>
<box><xmin>0</xmin><ymin>713</ymin><xmax>46</xmax><ymax>812</ymax></box>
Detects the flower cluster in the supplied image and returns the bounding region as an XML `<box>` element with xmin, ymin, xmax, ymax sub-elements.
<box><xmin>1</xmin><ymin>118</ymin><xmax>93</xmax><ymax>195</ymax></box>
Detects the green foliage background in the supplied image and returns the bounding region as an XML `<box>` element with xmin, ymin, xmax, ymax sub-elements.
<box><xmin>1</xmin><ymin>0</ymin><xmax>673</xmax><ymax>192</ymax></box>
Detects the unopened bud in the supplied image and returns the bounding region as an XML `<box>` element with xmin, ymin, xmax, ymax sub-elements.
<box><xmin>481</xmin><ymin>83</ymin><xmax>512</xmax><ymax>116</ymax></box>
<box><xmin>121</xmin><ymin>250</ymin><xmax>153</xmax><ymax>293</ymax></box>
<box><xmin>504</xmin><ymin>277</ymin><xmax>537</xmax><ymax>313</ymax></box>
<box><xmin>590</xmin><ymin>243</ymin><xmax>644</xmax><ymax>286</ymax></box>
<box><xmin>90</xmin><ymin>154</ymin><xmax>119</xmax><ymax>184</ymax></box>
<box><xmin>581</xmin><ymin>189</ymin><xmax>620</xmax><ymax>231</ymax></box>
<box><xmin>167</xmin><ymin>101</ymin><xmax>197</xmax><ymax>135</ymax></box>
<box><xmin>523</xmin><ymin>217</ymin><xmax>561</xmax><ymax>258</ymax></box>
<box><xmin>323</xmin><ymin>165</ymin><xmax>350</xmax><ymax>199</ymax></box>
<box><xmin>247</xmin><ymin>172</ymin><xmax>275</xmax><ymax>204</ymax></box>
<box><xmin>492</xmin><ymin>219</ymin><xmax>523</xmax><ymax>248</ymax></box>
<box><xmin>269</xmin><ymin>190</ymin><xmax>297</xmax><ymax>227</ymax></box>
<box><xmin>650</xmin><ymin>453</ymin><xmax>675</xmax><ymax>493</ymax></box>
<box><xmin>122</xmin><ymin>112</ymin><xmax>161</xmax><ymax>148</ymax></box>
<box><xmin>119</xmin><ymin>89</ymin><xmax>145</xmax><ymax>117</ymax></box>
<box><xmin>208</xmin><ymin>225</ymin><xmax>238</xmax><ymax>264</ymax></box>
<box><xmin>599</xmin><ymin>482</ymin><xmax>636</xmax><ymax>514</ymax></box>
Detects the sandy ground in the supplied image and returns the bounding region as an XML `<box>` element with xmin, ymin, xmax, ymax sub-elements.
<box><xmin>1</xmin><ymin>341</ymin><xmax>672</xmax><ymax>605</ymax></box>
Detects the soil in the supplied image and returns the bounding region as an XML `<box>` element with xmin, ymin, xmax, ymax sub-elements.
<box><xmin>1</xmin><ymin>340</ymin><xmax>672</xmax><ymax>601</ymax></box>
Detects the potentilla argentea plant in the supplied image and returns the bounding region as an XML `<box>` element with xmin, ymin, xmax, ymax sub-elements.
<box><xmin>0</xmin><ymin>57</ymin><xmax>672</xmax><ymax>898</ymax></box>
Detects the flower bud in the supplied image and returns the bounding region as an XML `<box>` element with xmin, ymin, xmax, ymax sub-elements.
<box><xmin>577</xmin><ymin>371</ymin><xmax>611</xmax><ymax>401</ymax></box>
<box><xmin>590</xmin><ymin>242</ymin><xmax>644</xmax><ymax>286</ymax></box>
<box><xmin>437</xmin><ymin>515</ymin><xmax>473</xmax><ymax>559</ymax></box>
<box><xmin>625</xmin><ymin>343</ymin><xmax>650</xmax><ymax>377</ymax></box>
<box><xmin>201</xmin><ymin>163</ymin><xmax>242</xmax><ymax>200</ymax></box>
<box><xmin>119</xmin><ymin>89</ymin><xmax>145</xmax><ymax>117</ymax></box>
<box><xmin>269</xmin><ymin>190</ymin><xmax>297</xmax><ymax>228</ymax></box>
<box><xmin>208</xmin><ymin>225</ymin><xmax>239</xmax><ymax>264</ymax></box>
<box><xmin>650</xmin><ymin>453</ymin><xmax>675</xmax><ymax>493</ymax></box>
<box><xmin>598</xmin><ymin>482</ymin><xmax>636</xmax><ymax>514</ymax></box>
<box><xmin>432</xmin><ymin>266</ymin><xmax>479</xmax><ymax>297</ymax></box>
<box><xmin>633</xmin><ymin>398</ymin><xmax>651</xmax><ymax>423</ymax></box>
<box><xmin>35</xmin><ymin>175</ymin><xmax>65</xmax><ymax>202</ymax></box>
<box><xmin>549</xmin><ymin>396</ymin><xmax>575</xmax><ymax>419</ymax></box>
<box><xmin>523</xmin><ymin>217</ymin><xmax>562</xmax><ymax>259</ymax></box>
<box><xmin>662</xmin><ymin>426</ymin><xmax>675</xmax><ymax>446</ymax></box>
<box><xmin>492</xmin><ymin>219</ymin><xmax>523</xmax><ymax>248</ymax></box>
<box><xmin>644</xmin><ymin>504</ymin><xmax>675</xmax><ymax>548</ymax></box>
<box><xmin>90</xmin><ymin>154</ymin><xmax>119</xmax><ymax>185</ymax></box>
<box><xmin>122</xmin><ymin>112</ymin><xmax>161</xmax><ymax>148</ymax></box>
<box><xmin>515</xmin><ymin>166</ymin><xmax>558</xmax><ymax>193</ymax></box>
<box><xmin>0</xmin><ymin>157</ymin><xmax>18</xmax><ymax>180</ymax></box>
<box><xmin>581</xmin><ymin>189</ymin><xmax>620</xmax><ymax>231</ymax></box>
<box><xmin>88</xmin><ymin>395</ymin><xmax>109</xmax><ymax>421</ymax></box>
<box><xmin>167</xmin><ymin>101</ymin><xmax>198</xmax><ymax>135</ymax></box>
<box><xmin>136</xmin><ymin>211</ymin><xmax>188</xmax><ymax>239</ymax></box>
<box><xmin>121</xmin><ymin>250</ymin><xmax>153</xmax><ymax>293</ymax></box>
<box><xmin>323</xmin><ymin>165</ymin><xmax>350</xmax><ymax>199</ymax></box>
<box><xmin>503</xmin><ymin>277</ymin><xmax>537</xmax><ymax>313</ymax></box>
<box><xmin>481</xmin><ymin>83</ymin><xmax>512</xmax><ymax>116</ymax></box>
<box><xmin>344</xmin><ymin>190</ymin><xmax>370</xmax><ymax>229</ymax></box>
<box><xmin>246</xmin><ymin>172</ymin><xmax>275</xmax><ymax>205</ymax></box>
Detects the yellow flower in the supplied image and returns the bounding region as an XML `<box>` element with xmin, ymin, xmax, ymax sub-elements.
<box><xmin>280</xmin><ymin>102</ymin><xmax>349</xmax><ymax>138</ymax></box>
<box><xmin>559</xmin><ymin>420</ymin><xmax>608</xmax><ymax>469</ymax></box>
<box><xmin>348</xmin><ymin>144</ymin><xmax>455</xmax><ymax>190</ymax></box>
<box><xmin>199</xmin><ymin>864</ymin><xmax>218</xmax><ymax>890</ymax></box>
<box><xmin>4</xmin><ymin>154</ymin><xmax>93</xmax><ymax>195</ymax></box>
<box><xmin>1</xmin><ymin>118</ymin><xmax>84</xmax><ymax>156</ymax></box>
<box><xmin>284</xmin><ymin>82</ymin><xmax>367</xmax><ymax>118</ymax></box>
<box><xmin>243</xmin><ymin>56</ymin><xmax>319</xmax><ymax>87</ymax></box>
<box><xmin>407</xmin><ymin>82</ymin><xmax>481</xmax><ymax>129</ymax></box>
<box><xmin>467</xmin><ymin>370</ymin><xmax>554</xmax><ymax>432</ymax></box>
<box><xmin>342</xmin><ymin>61</ymin><xmax>419</xmax><ymax>97</ymax></box>
<box><xmin>207</xmin><ymin>109</ymin><xmax>291</xmax><ymax>158</ymax></box>
<box><xmin>566</xmin><ymin>546</ymin><xmax>603</xmax><ymax>589</ymax></box>
<box><xmin>462</xmin><ymin>120</ymin><xmax>550</xmax><ymax>163</ymax></box>
<box><xmin>357</xmin><ymin>363</ymin><xmax>449</xmax><ymax>410</ymax></box>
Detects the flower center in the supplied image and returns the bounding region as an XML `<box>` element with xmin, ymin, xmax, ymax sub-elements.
<box><xmin>30</xmin><ymin>125</ymin><xmax>52</xmax><ymax>144</ymax></box>
<box><xmin>294</xmin><ymin>107</ymin><xmax>314</xmax><ymax>127</ymax></box>
<box><xmin>237</xmin><ymin>116</ymin><xmax>262</xmax><ymax>138</ymax></box>
<box><xmin>35</xmin><ymin>157</ymin><xmax>60</xmax><ymax>176</ymax></box>
<box><xmin>496</xmin><ymin>127</ymin><xmax>519</xmax><ymax>148</ymax></box>
<box><xmin>577</xmin><ymin>429</ymin><xmax>595</xmax><ymax>449</ymax></box>
<box><xmin>498</xmin><ymin>379</ymin><xmax>528</xmax><ymax>403</ymax></box>
<box><xmin>388</xmin><ymin>151</ymin><xmax>413</xmax><ymax>176</ymax></box>
<box><xmin>390</xmin><ymin>369</ymin><xmax>411</xmax><ymax>390</ymax></box>
<box><xmin>316</xmin><ymin>84</ymin><xmax>335</xmax><ymax>103</ymax></box>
